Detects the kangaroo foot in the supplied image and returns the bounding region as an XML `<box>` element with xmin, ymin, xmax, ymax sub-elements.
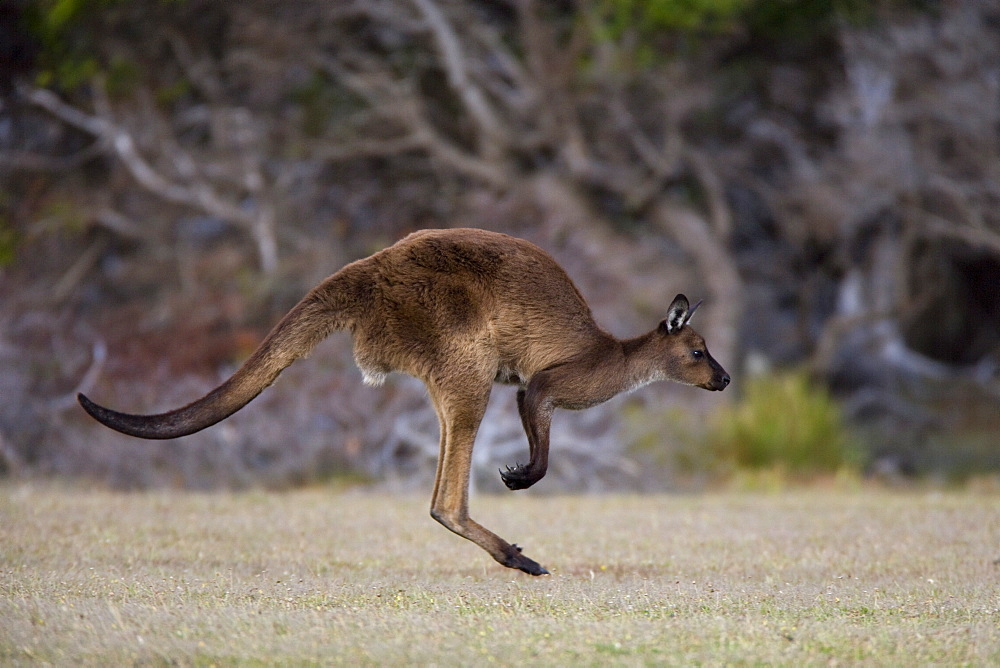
<box><xmin>504</xmin><ymin>543</ymin><xmax>550</xmax><ymax>575</ymax></box>
<box><xmin>500</xmin><ymin>463</ymin><xmax>544</xmax><ymax>490</ymax></box>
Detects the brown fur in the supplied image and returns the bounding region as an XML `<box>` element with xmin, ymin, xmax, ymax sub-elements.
<box><xmin>79</xmin><ymin>228</ymin><xmax>730</xmax><ymax>575</ymax></box>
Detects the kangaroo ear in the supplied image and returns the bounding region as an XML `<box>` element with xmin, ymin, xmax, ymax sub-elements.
<box><xmin>662</xmin><ymin>294</ymin><xmax>690</xmax><ymax>334</ymax></box>
<box><xmin>684</xmin><ymin>299</ymin><xmax>703</xmax><ymax>326</ymax></box>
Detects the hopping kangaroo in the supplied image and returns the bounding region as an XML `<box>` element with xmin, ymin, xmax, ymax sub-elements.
<box><xmin>80</xmin><ymin>228</ymin><xmax>730</xmax><ymax>575</ymax></box>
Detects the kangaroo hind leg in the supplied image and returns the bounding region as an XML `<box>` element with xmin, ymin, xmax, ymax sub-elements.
<box><xmin>428</xmin><ymin>381</ymin><xmax>549</xmax><ymax>576</ymax></box>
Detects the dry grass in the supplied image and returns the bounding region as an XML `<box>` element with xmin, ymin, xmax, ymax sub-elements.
<box><xmin>2</xmin><ymin>483</ymin><xmax>999</xmax><ymax>665</ymax></box>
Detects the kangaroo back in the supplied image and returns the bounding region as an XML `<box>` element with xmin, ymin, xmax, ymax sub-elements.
<box><xmin>78</xmin><ymin>275</ymin><xmax>355</xmax><ymax>439</ymax></box>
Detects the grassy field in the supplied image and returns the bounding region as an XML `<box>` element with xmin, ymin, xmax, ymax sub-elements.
<box><xmin>2</xmin><ymin>484</ymin><xmax>998</xmax><ymax>665</ymax></box>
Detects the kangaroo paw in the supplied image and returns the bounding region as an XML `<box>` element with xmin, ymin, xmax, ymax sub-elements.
<box><xmin>502</xmin><ymin>544</ymin><xmax>549</xmax><ymax>575</ymax></box>
<box><xmin>500</xmin><ymin>463</ymin><xmax>542</xmax><ymax>491</ymax></box>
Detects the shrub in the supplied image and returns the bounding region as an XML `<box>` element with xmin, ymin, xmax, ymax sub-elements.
<box><xmin>707</xmin><ymin>370</ymin><xmax>864</xmax><ymax>476</ymax></box>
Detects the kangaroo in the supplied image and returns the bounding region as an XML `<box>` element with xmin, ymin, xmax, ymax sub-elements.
<box><xmin>79</xmin><ymin>228</ymin><xmax>730</xmax><ymax>575</ymax></box>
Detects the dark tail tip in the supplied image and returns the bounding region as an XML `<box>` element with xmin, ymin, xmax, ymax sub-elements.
<box><xmin>78</xmin><ymin>392</ymin><xmax>100</xmax><ymax>419</ymax></box>
<box><xmin>78</xmin><ymin>392</ymin><xmax>130</xmax><ymax>432</ymax></box>
<box><xmin>77</xmin><ymin>392</ymin><xmax>187</xmax><ymax>440</ymax></box>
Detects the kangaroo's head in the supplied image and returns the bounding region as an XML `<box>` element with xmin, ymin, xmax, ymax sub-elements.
<box><xmin>655</xmin><ymin>294</ymin><xmax>731</xmax><ymax>391</ymax></box>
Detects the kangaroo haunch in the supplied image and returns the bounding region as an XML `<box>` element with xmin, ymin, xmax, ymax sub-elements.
<box><xmin>79</xmin><ymin>228</ymin><xmax>731</xmax><ymax>575</ymax></box>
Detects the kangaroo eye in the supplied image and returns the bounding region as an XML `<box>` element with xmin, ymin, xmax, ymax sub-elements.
<box><xmin>692</xmin><ymin>350</ymin><xmax>704</xmax><ymax>360</ymax></box>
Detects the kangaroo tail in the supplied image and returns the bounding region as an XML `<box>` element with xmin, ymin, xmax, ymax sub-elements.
<box><xmin>78</xmin><ymin>278</ymin><xmax>351</xmax><ymax>440</ymax></box>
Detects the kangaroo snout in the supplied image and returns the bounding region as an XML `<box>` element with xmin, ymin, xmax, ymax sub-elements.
<box><xmin>716</xmin><ymin>372</ymin><xmax>731</xmax><ymax>390</ymax></box>
<box><xmin>703</xmin><ymin>369</ymin><xmax>731</xmax><ymax>391</ymax></box>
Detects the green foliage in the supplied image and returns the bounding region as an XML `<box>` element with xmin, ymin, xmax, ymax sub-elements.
<box><xmin>597</xmin><ymin>0</ymin><xmax>751</xmax><ymax>39</ymax></box>
<box><xmin>590</xmin><ymin>0</ymin><xmax>919</xmax><ymax>67</ymax></box>
<box><xmin>153</xmin><ymin>76</ymin><xmax>192</xmax><ymax>107</ymax></box>
<box><xmin>27</xmin><ymin>0</ymin><xmax>182</xmax><ymax>92</ymax></box>
<box><xmin>105</xmin><ymin>56</ymin><xmax>143</xmax><ymax>99</ymax></box>
<box><xmin>745</xmin><ymin>0</ymin><xmax>909</xmax><ymax>42</ymax></box>
<box><xmin>39</xmin><ymin>196</ymin><xmax>89</xmax><ymax>235</ymax></box>
<box><xmin>707</xmin><ymin>371</ymin><xmax>864</xmax><ymax>476</ymax></box>
<box><xmin>592</xmin><ymin>0</ymin><xmax>750</xmax><ymax>69</ymax></box>
<box><xmin>0</xmin><ymin>189</ymin><xmax>16</xmax><ymax>267</ymax></box>
<box><xmin>0</xmin><ymin>217</ymin><xmax>18</xmax><ymax>268</ymax></box>
<box><xmin>28</xmin><ymin>0</ymin><xmax>117</xmax><ymax>90</ymax></box>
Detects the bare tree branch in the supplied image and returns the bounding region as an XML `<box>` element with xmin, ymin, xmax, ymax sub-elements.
<box><xmin>918</xmin><ymin>212</ymin><xmax>1000</xmax><ymax>255</ymax></box>
<box><xmin>313</xmin><ymin>52</ymin><xmax>511</xmax><ymax>187</ymax></box>
<box><xmin>25</xmin><ymin>86</ymin><xmax>279</xmax><ymax>272</ymax></box>
<box><xmin>685</xmin><ymin>149</ymin><xmax>732</xmax><ymax>240</ymax></box>
<box><xmin>409</xmin><ymin>0</ymin><xmax>509</xmax><ymax>160</ymax></box>
<box><xmin>0</xmin><ymin>143</ymin><xmax>104</xmax><ymax>172</ymax></box>
<box><xmin>48</xmin><ymin>340</ymin><xmax>107</xmax><ymax>412</ymax></box>
<box><xmin>313</xmin><ymin>134</ymin><xmax>428</xmax><ymax>163</ymax></box>
<box><xmin>52</xmin><ymin>238</ymin><xmax>109</xmax><ymax>304</ymax></box>
<box><xmin>93</xmin><ymin>208</ymin><xmax>148</xmax><ymax>241</ymax></box>
<box><xmin>166</xmin><ymin>30</ymin><xmax>224</xmax><ymax>102</ymax></box>
<box><xmin>609</xmin><ymin>97</ymin><xmax>682</xmax><ymax>180</ymax></box>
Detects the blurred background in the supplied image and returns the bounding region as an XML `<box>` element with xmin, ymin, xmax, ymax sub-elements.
<box><xmin>1</xmin><ymin>0</ymin><xmax>998</xmax><ymax>491</ymax></box>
